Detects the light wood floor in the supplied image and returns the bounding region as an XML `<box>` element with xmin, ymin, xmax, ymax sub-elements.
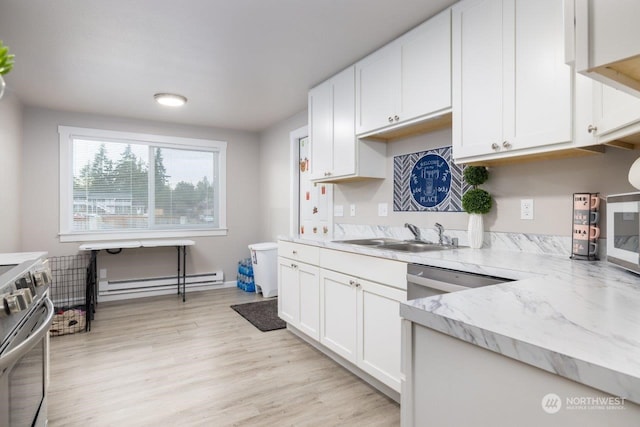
<box><xmin>48</xmin><ymin>287</ymin><xmax>400</xmax><ymax>426</ymax></box>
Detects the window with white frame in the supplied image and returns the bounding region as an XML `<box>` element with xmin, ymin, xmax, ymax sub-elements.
<box><xmin>59</xmin><ymin>126</ymin><xmax>227</xmax><ymax>241</ymax></box>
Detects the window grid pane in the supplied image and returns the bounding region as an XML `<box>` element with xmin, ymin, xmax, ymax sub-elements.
<box><xmin>71</xmin><ymin>139</ymin><xmax>218</xmax><ymax>233</ymax></box>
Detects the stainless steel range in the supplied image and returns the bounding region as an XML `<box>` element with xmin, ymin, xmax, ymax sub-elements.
<box><xmin>0</xmin><ymin>254</ymin><xmax>54</xmax><ymax>427</ymax></box>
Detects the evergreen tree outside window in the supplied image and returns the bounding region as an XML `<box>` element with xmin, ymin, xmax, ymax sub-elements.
<box><xmin>59</xmin><ymin>126</ymin><xmax>226</xmax><ymax>241</ymax></box>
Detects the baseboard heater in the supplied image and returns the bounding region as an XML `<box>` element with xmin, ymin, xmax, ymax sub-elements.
<box><xmin>98</xmin><ymin>271</ymin><xmax>225</xmax><ymax>302</ymax></box>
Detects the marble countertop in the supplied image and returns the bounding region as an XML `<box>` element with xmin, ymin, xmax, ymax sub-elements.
<box><xmin>0</xmin><ymin>251</ymin><xmax>48</xmax><ymax>266</ymax></box>
<box><xmin>279</xmin><ymin>236</ymin><xmax>640</xmax><ymax>404</ymax></box>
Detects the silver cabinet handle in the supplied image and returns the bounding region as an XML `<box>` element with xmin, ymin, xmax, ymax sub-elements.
<box><xmin>394</xmin><ymin>115</ymin><xmax>400</xmax><ymax>121</ymax></box>
<box><xmin>349</xmin><ymin>280</ymin><xmax>356</xmax><ymax>286</ymax></box>
<box><xmin>502</xmin><ymin>141</ymin><xmax>512</xmax><ymax>149</ymax></box>
<box><xmin>324</xmin><ymin>171</ymin><xmax>332</xmax><ymax>177</ymax></box>
<box><xmin>491</xmin><ymin>143</ymin><xmax>500</xmax><ymax>151</ymax></box>
<box><xmin>588</xmin><ymin>124</ymin><xmax>597</xmax><ymax>134</ymax></box>
<box><xmin>388</xmin><ymin>116</ymin><xmax>394</xmax><ymax>123</ymax></box>
<box><xmin>292</xmin><ymin>250</ymin><xmax>297</xmax><ymax>255</ymax></box>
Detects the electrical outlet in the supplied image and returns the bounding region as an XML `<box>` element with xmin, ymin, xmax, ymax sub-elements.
<box><xmin>521</xmin><ymin>199</ymin><xmax>534</xmax><ymax>220</ymax></box>
<box><xmin>350</xmin><ymin>204</ymin><xmax>356</xmax><ymax>216</ymax></box>
<box><xmin>99</xmin><ymin>268</ymin><xmax>107</xmax><ymax>279</ymax></box>
<box><xmin>378</xmin><ymin>203</ymin><xmax>388</xmax><ymax>217</ymax></box>
<box><xmin>334</xmin><ymin>205</ymin><xmax>344</xmax><ymax>217</ymax></box>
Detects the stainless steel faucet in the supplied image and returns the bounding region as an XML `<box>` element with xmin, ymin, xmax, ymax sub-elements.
<box><xmin>434</xmin><ymin>223</ymin><xmax>445</xmax><ymax>245</ymax></box>
<box><xmin>405</xmin><ymin>223</ymin><xmax>422</xmax><ymax>241</ymax></box>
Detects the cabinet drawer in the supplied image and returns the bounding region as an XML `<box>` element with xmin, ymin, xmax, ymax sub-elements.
<box><xmin>320</xmin><ymin>248</ymin><xmax>407</xmax><ymax>290</ymax></box>
<box><xmin>278</xmin><ymin>241</ymin><xmax>320</xmax><ymax>265</ymax></box>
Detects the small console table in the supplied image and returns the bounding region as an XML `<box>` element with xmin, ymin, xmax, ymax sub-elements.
<box><xmin>79</xmin><ymin>239</ymin><xmax>195</xmax><ymax>302</ymax></box>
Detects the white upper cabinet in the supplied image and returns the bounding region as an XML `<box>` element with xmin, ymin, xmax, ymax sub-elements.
<box><xmin>452</xmin><ymin>0</ymin><xmax>572</xmax><ymax>162</ymax></box>
<box><xmin>355</xmin><ymin>9</ymin><xmax>452</xmax><ymax>137</ymax></box>
<box><xmin>572</xmin><ymin>0</ymin><xmax>640</xmax><ymax>99</ymax></box>
<box><xmin>309</xmin><ymin>66</ymin><xmax>385</xmax><ymax>183</ymax></box>
<box><xmin>591</xmin><ymin>82</ymin><xmax>640</xmax><ymax>145</ymax></box>
<box><xmin>573</xmin><ymin>73</ymin><xmax>640</xmax><ymax>148</ymax></box>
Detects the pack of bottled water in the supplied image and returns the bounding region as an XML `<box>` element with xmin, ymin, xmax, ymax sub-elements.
<box><xmin>236</xmin><ymin>258</ymin><xmax>255</xmax><ymax>292</ymax></box>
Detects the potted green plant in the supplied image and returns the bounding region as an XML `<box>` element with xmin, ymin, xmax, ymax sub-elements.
<box><xmin>0</xmin><ymin>40</ymin><xmax>16</xmax><ymax>100</ymax></box>
<box><xmin>461</xmin><ymin>166</ymin><xmax>492</xmax><ymax>248</ymax></box>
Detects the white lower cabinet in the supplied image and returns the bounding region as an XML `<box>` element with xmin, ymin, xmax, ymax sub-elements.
<box><xmin>319</xmin><ymin>269</ymin><xmax>358</xmax><ymax>362</ymax></box>
<box><xmin>278</xmin><ymin>257</ymin><xmax>300</xmax><ymax>325</ymax></box>
<box><xmin>357</xmin><ymin>279</ymin><xmax>404</xmax><ymax>391</ymax></box>
<box><xmin>278</xmin><ymin>241</ymin><xmax>407</xmax><ymax>395</ymax></box>
<box><xmin>277</xmin><ymin>256</ymin><xmax>320</xmax><ymax>341</ymax></box>
<box><xmin>320</xmin><ymin>268</ymin><xmax>405</xmax><ymax>392</ymax></box>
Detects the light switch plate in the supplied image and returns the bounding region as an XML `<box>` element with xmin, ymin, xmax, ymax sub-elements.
<box><xmin>334</xmin><ymin>205</ymin><xmax>344</xmax><ymax>217</ymax></box>
<box><xmin>350</xmin><ymin>204</ymin><xmax>356</xmax><ymax>217</ymax></box>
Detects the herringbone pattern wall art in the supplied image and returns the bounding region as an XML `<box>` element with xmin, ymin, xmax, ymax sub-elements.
<box><xmin>393</xmin><ymin>146</ymin><xmax>469</xmax><ymax>212</ymax></box>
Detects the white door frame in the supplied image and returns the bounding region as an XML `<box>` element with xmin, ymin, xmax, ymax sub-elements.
<box><xmin>289</xmin><ymin>126</ymin><xmax>307</xmax><ymax>237</ymax></box>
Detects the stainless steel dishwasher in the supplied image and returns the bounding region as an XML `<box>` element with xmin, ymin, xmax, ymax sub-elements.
<box><xmin>407</xmin><ymin>263</ymin><xmax>513</xmax><ymax>299</ymax></box>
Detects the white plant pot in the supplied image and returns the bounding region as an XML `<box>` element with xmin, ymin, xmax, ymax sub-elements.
<box><xmin>468</xmin><ymin>213</ymin><xmax>484</xmax><ymax>249</ymax></box>
<box><xmin>0</xmin><ymin>75</ymin><xmax>5</xmax><ymax>100</ymax></box>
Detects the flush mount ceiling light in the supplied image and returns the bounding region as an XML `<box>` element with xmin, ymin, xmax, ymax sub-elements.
<box><xmin>154</xmin><ymin>93</ymin><xmax>187</xmax><ymax>107</ymax></box>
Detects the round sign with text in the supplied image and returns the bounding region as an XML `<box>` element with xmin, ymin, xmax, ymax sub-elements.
<box><xmin>409</xmin><ymin>154</ymin><xmax>451</xmax><ymax>208</ymax></box>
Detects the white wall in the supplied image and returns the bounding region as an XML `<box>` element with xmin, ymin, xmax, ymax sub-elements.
<box><xmin>258</xmin><ymin>109</ymin><xmax>308</xmax><ymax>242</ymax></box>
<box><xmin>21</xmin><ymin>106</ymin><xmax>261</xmax><ymax>283</ymax></box>
<box><xmin>0</xmin><ymin>92</ymin><xmax>23</xmax><ymax>252</ymax></box>
<box><xmin>333</xmin><ymin>128</ymin><xmax>639</xmax><ymax>237</ymax></box>
<box><xmin>258</xmin><ymin>113</ymin><xmax>640</xmax><ymax>241</ymax></box>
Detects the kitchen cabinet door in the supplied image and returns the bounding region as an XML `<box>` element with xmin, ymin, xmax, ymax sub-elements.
<box><xmin>297</xmin><ymin>262</ymin><xmax>320</xmax><ymax>340</ymax></box>
<box><xmin>320</xmin><ymin>269</ymin><xmax>358</xmax><ymax>363</ymax></box>
<box><xmin>398</xmin><ymin>9</ymin><xmax>451</xmax><ymax>126</ymax></box>
<box><xmin>277</xmin><ymin>256</ymin><xmax>320</xmax><ymax>340</ymax></box>
<box><xmin>331</xmin><ymin>67</ymin><xmax>357</xmax><ymax>178</ymax></box>
<box><xmin>509</xmin><ymin>0</ymin><xmax>571</xmax><ymax>151</ymax></box>
<box><xmin>355</xmin><ymin>43</ymin><xmax>398</xmax><ymax>135</ymax></box>
<box><xmin>278</xmin><ymin>257</ymin><xmax>300</xmax><ymax>325</ymax></box>
<box><xmin>452</xmin><ymin>0</ymin><xmax>572</xmax><ymax>162</ymax></box>
<box><xmin>452</xmin><ymin>0</ymin><xmax>504</xmax><ymax>159</ymax></box>
<box><xmin>357</xmin><ymin>279</ymin><xmax>405</xmax><ymax>392</ymax></box>
<box><xmin>591</xmin><ymin>82</ymin><xmax>640</xmax><ymax>144</ymax></box>
<box><xmin>308</xmin><ymin>79</ymin><xmax>334</xmax><ymax>180</ymax></box>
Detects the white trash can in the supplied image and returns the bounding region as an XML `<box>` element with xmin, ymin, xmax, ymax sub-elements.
<box><xmin>248</xmin><ymin>242</ymin><xmax>278</xmax><ymax>298</ymax></box>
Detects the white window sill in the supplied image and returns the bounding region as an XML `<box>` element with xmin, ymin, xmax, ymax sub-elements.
<box><xmin>59</xmin><ymin>228</ymin><xmax>228</xmax><ymax>243</ymax></box>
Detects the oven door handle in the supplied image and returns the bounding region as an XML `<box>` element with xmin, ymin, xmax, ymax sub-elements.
<box><xmin>0</xmin><ymin>298</ymin><xmax>54</xmax><ymax>373</ymax></box>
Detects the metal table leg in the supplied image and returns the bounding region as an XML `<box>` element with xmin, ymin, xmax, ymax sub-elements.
<box><xmin>176</xmin><ymin>245</ymin><xmax>187</xmax><ymax>302</ymax></box>
<box><xmin>176</xmin><ymin>246</ymin><xmax>181</xmax><ymax>297</ymax></box>
<box><xmin>85</xmin><ymin>249</ymin><xmax>98</xmax><ymax>331</ymax></box>
<box><xmin>182</xmin><ymin>245</ymin><xmax>187</xmax><ymax>302</ymax></box>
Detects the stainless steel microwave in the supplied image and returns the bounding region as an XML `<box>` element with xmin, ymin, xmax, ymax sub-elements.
<box><xmin>607</xmin><ymin>192</ymin><xmax>640</xmax><ymax>274</ymax></box>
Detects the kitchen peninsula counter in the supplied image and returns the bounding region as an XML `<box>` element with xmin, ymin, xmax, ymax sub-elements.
<box><xmin>279</xmin><ymin>236</ymin><xmax>640</xmax><ymax>406</ymax></box>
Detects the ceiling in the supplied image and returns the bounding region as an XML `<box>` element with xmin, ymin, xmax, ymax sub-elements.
<box><xmin>0</xmin><ymin>0</ymin><xmax>457</xmax><ymax>132</ymax></box>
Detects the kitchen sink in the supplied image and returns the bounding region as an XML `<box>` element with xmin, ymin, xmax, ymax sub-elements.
<box><xmin>334</xmin><ymin>238</ymin><xmax>403</xmax><ymax>246</ymax></box>
<box><xmin>378</xmin><ymin>242</ymin><xmax>455</xmax><ymax>252</ymax></box>
<box><xmin>333</xmin><ymin>238</ymin><xmax>461</xmax><ymax>252</ymax></box>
